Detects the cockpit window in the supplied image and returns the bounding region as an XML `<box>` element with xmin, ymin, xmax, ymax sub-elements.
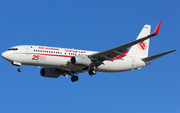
<box><xmin>8</xmin><ymin>48</ymin><xmax>18</xmax><ymax>51</ymax></box>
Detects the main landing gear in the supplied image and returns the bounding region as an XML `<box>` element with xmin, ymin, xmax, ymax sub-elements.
<box><xmin>88</xmin><ymin>64</ymin><xmax>97</xmax><ymax>76</ymax></box>
<box><xmin>71</xmin><ymin>75</ymin><xmax>79</xmax><ymax>82</ymax></box>
<box><xmin>70</xmin><ymin>72</ymin><xmax>79</xmax><ymax>82</ymax></box>
<box><xmin>89</xmin><ymin>69</ymin><xmax>97</xmax><ymax>75</ymax></box>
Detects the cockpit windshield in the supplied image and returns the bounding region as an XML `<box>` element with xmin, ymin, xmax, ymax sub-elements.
<box><xmin>8</xmin><ymin>48</ymin><xmax>18</xmax><ymax>51</ymax></box>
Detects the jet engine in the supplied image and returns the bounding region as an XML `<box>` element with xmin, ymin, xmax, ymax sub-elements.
<box><xmin>40</xmin><ymin>68</ymin><xmax>61</xmax><ymax>78</ymax></box>
<box><xmin>70</xmin><ymin>55</ymin><xmax>91</xmax><ymax>66</ymax></box>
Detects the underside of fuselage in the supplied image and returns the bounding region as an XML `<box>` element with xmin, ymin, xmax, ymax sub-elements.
<box><xmin>20</xmin><ymin>55</ymin><xmax>146</xmax><ymax>73</ymax></box>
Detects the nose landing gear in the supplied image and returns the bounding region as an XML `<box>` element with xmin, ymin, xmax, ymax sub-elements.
<box><xmin>11</xmin><ymin>62</ymin><xmax>22</xmax><ymax>72</ymax></box>
<box><xmin>18</xmin><ymin>67</ymin><xmax>22</xmax><ymax>72</ymax></box>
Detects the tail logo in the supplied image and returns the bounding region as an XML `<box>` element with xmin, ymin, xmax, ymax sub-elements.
<box><xmin>138</xmin><ymin>41</ymin><xmax>147</xmax><ymax>50</ymax></box>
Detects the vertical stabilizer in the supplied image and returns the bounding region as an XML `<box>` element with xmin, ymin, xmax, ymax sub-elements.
<box><xmin>127</xmin><ymin>25</ymin><xmax>151</xmax><ymax>58</ymax></box>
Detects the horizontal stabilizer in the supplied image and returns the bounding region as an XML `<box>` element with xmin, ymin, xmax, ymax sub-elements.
<box><xmin>142</xmin><ymin>49</ymin><xmax>177</xmax><ymax>61</ymax></box>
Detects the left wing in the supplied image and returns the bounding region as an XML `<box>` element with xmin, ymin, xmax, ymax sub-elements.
<box><xmin>89</xmin><ymin>22</ymin><xmax>161</xmax><ymax>66</ymax></box>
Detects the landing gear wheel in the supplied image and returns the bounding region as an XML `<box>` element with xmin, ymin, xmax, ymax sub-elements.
<box><xmin>18</xmin><ymin>68</ymin><xmax>22</xmax><ymax>72</ymax></box>
<box><xmin>89</xmin><ymin>69</ymin><xmax>97</xmax><ymax>76</ymax></box>
<box><xmin>71</xmin><ymin>76</ymin><xmax>79</xmax><ymax>82</ymax></box>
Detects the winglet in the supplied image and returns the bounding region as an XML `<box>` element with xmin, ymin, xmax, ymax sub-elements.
<box><xmin>151</xmin><ymin>22</ymin><xmax>161</xmax><ymax>36</ymax></box>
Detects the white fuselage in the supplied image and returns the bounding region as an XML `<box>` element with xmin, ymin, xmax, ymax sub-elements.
<box><xmin>2</xmin><ymin>45</ymin><xmax>148</xmax><ymax>73</ymax></box>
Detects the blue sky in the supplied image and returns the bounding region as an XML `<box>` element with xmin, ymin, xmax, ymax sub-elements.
<box><xmin>0</xmin><ymin>0</ymin><xmax>179</xmax><ymax>113</ymax></box>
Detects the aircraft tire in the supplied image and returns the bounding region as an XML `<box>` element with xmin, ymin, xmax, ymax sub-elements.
<box><xmin>18</xmin><ymin>68</ymin><xmax>22</xmax><ymax>72</ymax></box>
<box><xmin>89</xmin><ymin>69</ymin><xmax>96</xmax><ymax>76</ymax></box>
<box><xmin>71</xmin><ymin>76</ymin><xmax>79</xmax><ymax>82</ymax></box>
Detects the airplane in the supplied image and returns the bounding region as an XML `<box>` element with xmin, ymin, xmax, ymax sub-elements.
<box><xmin>1</xmin><ymin>22</ymin><xmax>177</xmax><ymax>82</ymax></box>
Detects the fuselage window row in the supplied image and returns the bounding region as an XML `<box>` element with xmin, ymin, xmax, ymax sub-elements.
<box><xmin>69</xmin><ymin>53</ymin><xmax>78</xmax><ymax>56</ymax></box>
<box><xmin>33</xmin><ymin>49</ymin><xmax>62</xmax><ymax>54</ymax></box>
<box><xmin>33</xmin><ymin>49</ymin><xmax>88</xmax><ymax>56</ymax></box>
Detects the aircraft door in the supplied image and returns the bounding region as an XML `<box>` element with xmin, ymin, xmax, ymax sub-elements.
<box><xmin>24</xmin><ymin>46</ymin><xmax>30</xmax><ymax>55</ymax></box>
<box><xmin>22</xmin><ymin>46</ymin><xmax>31</xmax><ymax>64</ymax></box>
<box><xmin>131</xmin><ymin>56</ymin><xmax>135</xmax><ymax>66</ymax></box>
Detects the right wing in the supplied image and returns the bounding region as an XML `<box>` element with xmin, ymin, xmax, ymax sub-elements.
<box><xmin>89</xmin><ymin>22</ymin><xmax>161</xmax><ymax>66</ymax></box>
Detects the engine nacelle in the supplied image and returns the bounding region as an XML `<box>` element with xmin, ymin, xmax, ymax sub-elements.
<box><xmin>40</xmin><ymin>68</ymin><xmax>60</xmax><ymax>78</ymax></box>
<box><xmin>70</xmin><ymin>55</ymin><xmax>91</xmax><ymax>66</ymax></box>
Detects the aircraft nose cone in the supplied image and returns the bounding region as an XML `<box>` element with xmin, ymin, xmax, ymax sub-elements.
<box><xmin>1</xmin><ymin>52</ymin><xmax>5</xmax><ymax>58</ymax></box>
<box><xmin>2</xmin><ymin>51</ymin><xmax>13</xmax><ymax>62</ymax></box>
<box><xmin>1</xmin><ymin>51</ymin><xmax>10</xmax><ymax>60</ymax></box>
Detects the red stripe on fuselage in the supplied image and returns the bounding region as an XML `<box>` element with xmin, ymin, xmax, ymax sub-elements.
<box><xmin>15</xmin><ymin>53</ymin><xmax>73</xmax><ymax>58</ymax></box>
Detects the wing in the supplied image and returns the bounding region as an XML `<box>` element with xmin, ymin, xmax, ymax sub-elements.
<box><xmin>89</xmin><ymin>22</ymin><xmax>161</xmax><ymax>66</ymax></box>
